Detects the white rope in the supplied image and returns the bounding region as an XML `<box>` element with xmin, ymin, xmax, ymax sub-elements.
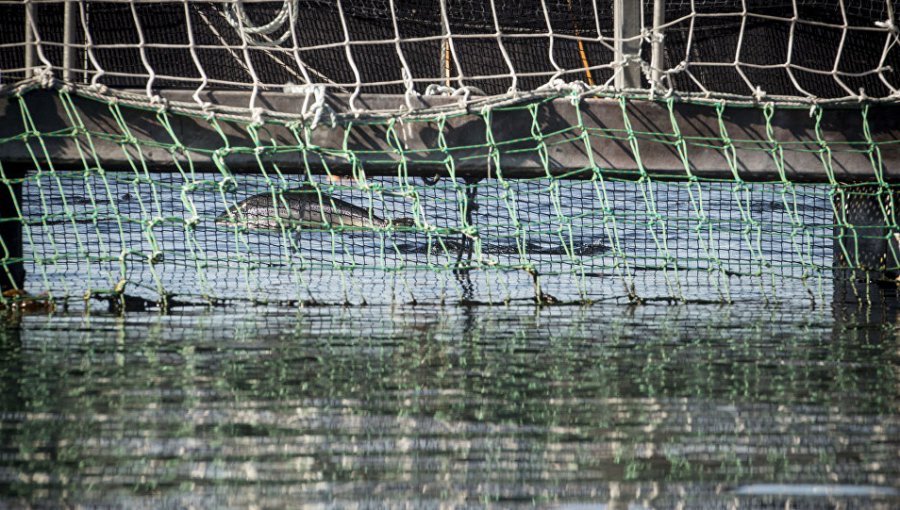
<box><xmin>487</xmin><ymin>0</ymin><xmax>519</xmax><ymax>94</ymax></box>
<box><xmin>128</xmin><ymin>0</ymin><xmax>158</xmax><ymax>101</ymax></box>
<box><xmin>335</xmin><ymin>0</ymin><xmax>363</xmax><ymax>113</ymax></box>
<box><xmin>221</xmin><ymin>0</ymin><xmax>299</xmax><ymax>47</ymax></box>
<box><xmin>387</xmin><ymin>0</ymin><xmax>419</xmax><ymax>110</ymax></box>
<box><xmin>283</xmin><ymin>82</ymin><xmax>328</xmax><ymax>128</ymax></box>
<box><xmin>202</xmin><ymin>1</ymin><xmax>343</xmax><ymax>90</ymax></box>
<box><xmin>9</xmin><ymin>0</ymin><xmax>900</xmax><ymax>111</ymax></box>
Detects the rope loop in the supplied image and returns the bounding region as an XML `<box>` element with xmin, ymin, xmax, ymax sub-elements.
<box><xmin>222</xmin><ymin>0</ymin><xmax>299</xmax><ymax>47</ymax></box>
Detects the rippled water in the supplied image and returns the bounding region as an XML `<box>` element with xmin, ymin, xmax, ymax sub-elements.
<box><xmin>0</xmin><ymin>300</ymin><xmax>898</xmax><ymax>508</ymax></box>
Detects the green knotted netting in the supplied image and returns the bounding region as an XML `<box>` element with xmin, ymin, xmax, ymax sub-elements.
<box><xmin>0</xmin><ymin>87</ymin><xmax>898</xmax><ymax>309</ymax></box>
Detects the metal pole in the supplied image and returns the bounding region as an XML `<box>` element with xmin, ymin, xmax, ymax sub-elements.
<box><xmin>614</xmin><ymin>0</ymin><xmax>643</xmax><ymax>89</ymax></box>
<box><xmin>442</xmin><ymin>27</ymin><xmax>451</xmax><ymax>88</ymax></box>
<box><xmin>62</xmin><ymin>0</ymin><xmax>76</xmax><ymax>82</ymax></box>
<box><xmin>651</xmin><ymin>0</ymin><xmax>665</xmax><ymax>86</ymax></box>
<box><xmin>24</xmin><ymin>1</ymin><xmax>35</xmax><ymax>79</ymax></box>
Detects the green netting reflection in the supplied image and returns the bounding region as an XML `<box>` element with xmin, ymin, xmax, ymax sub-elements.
<box><xmin>0</xmin><ymin>88</ymin><xmax>898</xmax><ymax>308</ymax></box>
<box><xmin>2</xmin><ymin>304</ymin><xmax>898</xmax><ymax>505</ymax></box>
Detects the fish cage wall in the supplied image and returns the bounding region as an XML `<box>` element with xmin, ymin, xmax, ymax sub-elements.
<box><xmin>0</xmin><ymin>0</ymin><xmax>899</xmax><ymax>309</ymax></box>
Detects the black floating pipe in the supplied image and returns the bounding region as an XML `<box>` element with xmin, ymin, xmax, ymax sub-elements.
<box><xmin>1</xmin><ymin>170</ymin><xmax>25</xmax><ymax>293</ymax></box>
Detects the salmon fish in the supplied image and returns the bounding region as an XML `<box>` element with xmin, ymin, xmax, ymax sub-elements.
<box><xmin>216</xmin><ymin>189</ymin><xmax>414</xmax><ymax>230</ymax></box>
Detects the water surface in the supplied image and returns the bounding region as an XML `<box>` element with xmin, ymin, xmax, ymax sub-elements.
<box><xmin>0</xmin><ymin>302</ymin><xmax>898</xmax><ymax>508</ymax></box>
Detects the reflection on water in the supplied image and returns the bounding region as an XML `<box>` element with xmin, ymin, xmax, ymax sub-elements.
<box><xmin>0</xmin><ymin>302</ymin><xmax>898</xmax><ymax>508</ymax></box>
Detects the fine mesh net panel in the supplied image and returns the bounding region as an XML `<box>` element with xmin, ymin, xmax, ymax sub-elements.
<box><xmin>12</xmin><ymin>169</ymin><xmax>848</xmax><ymax>306</ymax></box>
<box><xmin>1</xmin><ymin>1</ymin><xmax>900</xmax><ymax>308</ymax></box>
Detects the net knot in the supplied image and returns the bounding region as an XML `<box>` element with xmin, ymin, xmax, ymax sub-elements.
<box><xmin>424</xmin><ymin>84</ymin><xmax>484</xmax><ymax>108</ymax></box>
<box><xmin>89</xmin><ymin>83</ymin><xmax>109</xmax><ymax>96</ymax></box>
<box><xmin>752</xmin><ymin>86</ymin><xmax>767</xmax><ymax>102</ymax></box>
<box><xmin>424</xmin><ymin>84</ymin><xmax>456</xmax><ymax>96</ymax></box>
<box><xmin>285</xmin><ymin>82</ymin><xmax>328</xmax><ymax>129</ymax></box>
<box><xmin>149</xmin><ymin>94</ymin><xmax>168</xmax><ymax>111</ymax></box>
<box><xmin>401</xmin><ymin>70</ymin><xmax>420</xmax><ymax>111</ymax></box>
<box><xmin>808</xmin><ymin>101</ymin><xmax>821</xmax><ymax>117</ymax></box>
<box><xmin>218</xmin><ymin>176</ymin><xmax>237</xmax><ymax>193</ymax></box>
<box><xmin>250</xmin><ymin>107</ymin><xmax>265</xmax><ymax>125</ymax></box>
<box><xmin>36</xmin><ymin>68</ymin><xmax>56</xmax><ymax>89</ymax></box>
<box><xmin>538</xmin><ymin>78</ymin><xmax>567</xmax><ymax>92</ymax></box>
<box><xmin>198</xmin><ymin>101</ymin><xmax>215</xmax><ymax>115</ymax></box>
<box><xmin>641</xmin><ymin>27</ymin><xmax>664</xmax><ymax>44</ymax></box>
<box><xmin>538</xmin><ymin>79</ymin><xmax>590</xmax><ymax>99</ymax></box>
<box><xmin>145</xmin><ymin>217</ymin><xmax>164</xmax><ymax>230</ymax></box>
<box><xmin>875</xmin><ymin>19</ymin><xmax>897</xmax><ymax>33</ymax></box>
<box><xmin>459</xmin><ymin>225</ymin><xmax>478</xmax><ymax>237</ymax></box>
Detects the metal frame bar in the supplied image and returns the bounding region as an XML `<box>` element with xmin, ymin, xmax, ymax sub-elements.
<box><xmin>614</xmin><ymin>0</ymin><xmax>642</xmax><ymax>89</ymax></box>
<box><xmin>650</xmin><ymin>0</ymin><xmax>665</xmax><ymax>86</ymax></box>
<box><xmin>62</xmin><ymin>0</ymin><xmax>76</xmax><ymax>82</ymax></box>
<box><xmin>24</xmin><ymin>1</ymin><xmax>35</xmax><ymax>79</ymax></box>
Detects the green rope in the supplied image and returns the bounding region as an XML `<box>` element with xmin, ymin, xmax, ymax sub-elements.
<box><xmin>0</xmin><ymin>88</ymin><xmax>897</xmax><ymax>307</ymax></box>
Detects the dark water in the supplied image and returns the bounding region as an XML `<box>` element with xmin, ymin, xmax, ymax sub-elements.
<box><xmin>0</xmin><ymin>301</ymin><xmax>898</xmax><ymax>508</ymax></box>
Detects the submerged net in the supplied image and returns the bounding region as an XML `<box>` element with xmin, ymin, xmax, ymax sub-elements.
<box><xmin>0</xmin><ymin>1</ymin><xmax>899</xmax><ymax>308</ymax></box>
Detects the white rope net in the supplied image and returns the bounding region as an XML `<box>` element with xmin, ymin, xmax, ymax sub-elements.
<box><xmin>1</xmin><ymin>0</ymin><xmax>899</xmax><ymax>114</ymax></box>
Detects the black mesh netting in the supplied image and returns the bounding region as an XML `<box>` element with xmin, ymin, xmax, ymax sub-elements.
<box><xmin>12</xmin><ymin>170</ymin><xmax>856</xmax><ymax>307</ymax></box>
<box><xmin>1</xmin><ymin>0</ymin><xmax>897</xmax><ymax>99</ymax></box>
